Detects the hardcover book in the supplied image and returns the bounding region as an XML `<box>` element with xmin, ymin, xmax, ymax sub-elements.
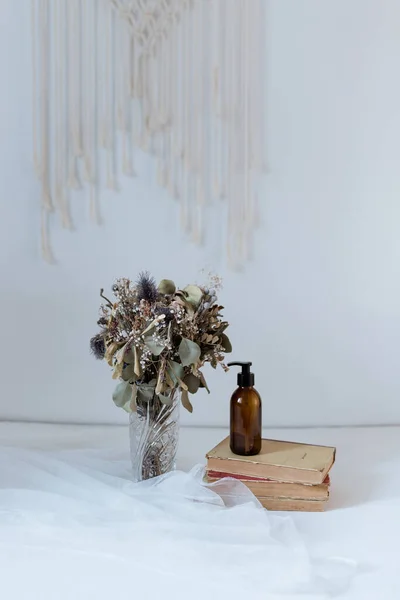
<box><xmin>257</xmin><ymin>497</ymin><xmax>327</xmax><ymax>512</ymax></box>
<box><xmin>204</xmin><ymin>472</ymin><xmax>330</xmax><ymax>500</ymax></box>
<box><xmin>206</xmin><ymin>436</ymin><xmax>335</xmax><ymax>485</ymax></box>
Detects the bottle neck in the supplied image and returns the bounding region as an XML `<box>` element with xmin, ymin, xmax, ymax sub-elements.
<box><xmin>237</xmin><ymin>374</ymin><xmax>255</xmax><ymax>387</ymax></box>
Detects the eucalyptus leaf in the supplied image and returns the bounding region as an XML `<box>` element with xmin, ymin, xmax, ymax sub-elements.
<box><xmin>183</xmin><ymin>373</ymin><xmax>200</xmax><ymax>394</ymax></box>
<box><xmin>178</xmin><ymin>378</ymin><xmax>188</xmax><ymax>391</ymax></box>
<box><xmin>199</xmin><ymin>371</ymin><xmax>210</xmax><ymax>394</ymax></box>
<box><xmin>130</xmin><ymin>383</ymin><xmax>138</xmax><ymax>412</ymax></box>
<box><xmin>136</xmin><ymin>380</ymin><xmax>157</xmax><ymax>404</ymax></box>
<box><xmin>156</xmin><ymin>363</ymin><xmax>167</xmax><ymax>395</ymax></box>
<box><xmin>167</xmin><ymin>361</ymin><xmax>188</xmax><ymax>391</ymax></box>
<box><xmin>183</xmin><ymin>301</ymin><xmax>195</xmax><ymax>317</ymax></box>
<box><xmin>179</xmin><ymin>338</ymin><xmax>201</xmax><ymax>367</ymax></box>
<box><xmin>158</xmin><ymin>279</ymin><xmax>176</xmax><ymax>295</ymax></box>
<box><xmin>141</xmin><ymin>319</ymin><xmax>158</xmax><ymax>336</ymax></box>
<box><xmin>123</xmin><ymin>348</ymin><xmax>134</xmax><ymax>364</ymax></box>
<box><xmin>112</xmin><ymin>361</ymin><xmax>124</xmax><ymax>380</ymax></box>
<box><xmin>164</xmin><ymin>368</ymin><xmax>175</xmax><ymax>389</ymax></box>
<box><xmin>115</xmin><ymin>343</ymin><xmax>128</xmax><ymax>364</ymax></box>
<box><xmin>183</xmin><ymin>285</ymin><xmax>203</xmax><ymax>308</ymax></box>
<box><xmin>216</xmin><ymin>322</ymin><xmax>229</xmax><ymax>334</ymax></box>
<box><xmin>134</xmin><ymin>346</ymin><xmax>142</xmax><ymax>377</ymax></box>
<box><xmin>168</xmin><ymin>360</ymin><xmax>185</xmax><ymax>383</ymax></box>
<box><xmin>173</xmin><ymin>295</ymin><xmax>187</xmax><ymax>306</ymax></box>
<box><xmin>181</xmin><ymin>388</ymin><xmax>193</xmax><ymax>413</ymax></box>
<box><xmin>144</xmin><ymin>335</ymin><xmax>165</xmax><ymax>356</ymax></box>
<box><xmin>175</xmin><ymin>290</ymin><xmax>189</xmax><ymax>299</ymax></box>
<box><xmin>105</xmin><ymin>342</ymin><xmax>120</xmax><ymax>366</ymax></box>
<box><xmin>121</xmin><ymin>363</ymin><xmax>137</xmax><ymax>382</ymax></box>
<box><xmin>174</xmin><ymin>293</ymin><xmax>195</xmax><ymax>316</ymax></box>
<box><xmin>112</xmin><ymin>381</ymin><xmax>133</xmax><ymax>411</ymax></box>
<box><xmin>220</xmin><ymin>333</ymin><xmax>232</xmax><ymax>353</ymax></box>
<box><xmin>158</xmin><ymin>392</ymin><xmax>174</xmax><ymax>406</ymax></box>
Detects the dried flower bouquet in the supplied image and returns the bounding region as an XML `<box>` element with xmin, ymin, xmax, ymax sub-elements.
<box><xmin>90</xmin><ymin>272</ymin><xmax>231</xmax><ymax>415</ymax></box>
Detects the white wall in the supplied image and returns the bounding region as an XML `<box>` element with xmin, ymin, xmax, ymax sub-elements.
<box><xmin>1</xmin><ymin>0</ymin><xmax>400</xmax><ymax>427</ymax></box>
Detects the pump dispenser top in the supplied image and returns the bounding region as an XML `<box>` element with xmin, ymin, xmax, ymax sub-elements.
<box><xmin>227</xmin><ymin>361</ymin><xmax>255</xmax><ymax>387</ymax></box>
<box><xmin>227</xmin><ymin>361</ymin><xmax>262</xmax><ymax>456</ymax></box>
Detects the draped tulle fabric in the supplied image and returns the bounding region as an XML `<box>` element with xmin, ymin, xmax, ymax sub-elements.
<box><xmin>0</xmin><ymin>447</ymin><xmax>356</xmax><ymax>599</ymax></box>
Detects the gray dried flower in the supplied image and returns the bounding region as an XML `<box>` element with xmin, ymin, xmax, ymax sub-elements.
<box><xmin>90</xmin><ymin>333</ymin><xmax>106</xmax><ymax>360</ymax></box>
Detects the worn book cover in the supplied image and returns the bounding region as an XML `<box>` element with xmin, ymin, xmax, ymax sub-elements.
<box><xmin>204</xmin><ymin>472</ymin><xmax>330</xmax><ymax>500</ymax></box>
<box><xmin>206</xmin><ymin>436</ymin><xmax>335</xmax><ymax>485</ymax></box>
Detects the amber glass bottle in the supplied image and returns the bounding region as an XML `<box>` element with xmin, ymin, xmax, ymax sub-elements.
<box><xmin>228</xmin><ymin>362</ymin><xmax>262</xmax><ymax>456</ymax></box>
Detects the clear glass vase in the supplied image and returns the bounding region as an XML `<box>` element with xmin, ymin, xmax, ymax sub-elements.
<box><xmin>129</xmin><ymin>388</ymin><xmax>180</xmax><ymax>482</ymax></box>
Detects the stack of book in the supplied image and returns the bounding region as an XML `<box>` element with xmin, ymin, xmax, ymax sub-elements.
<box><xmin>205</xmin><ymin>436</ymin><xmax>336</xmax><ymax>512</ymax></box>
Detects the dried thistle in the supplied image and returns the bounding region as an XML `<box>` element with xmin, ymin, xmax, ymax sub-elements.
<box><xmin>90</xmin><ymin>333</ymin><xmax>106</xmax><ymax>360</ymax></box>
<box><xmin>136</xmin><ymin>271</ymin><xmax>158</xmax><ymax>303</ymax></box>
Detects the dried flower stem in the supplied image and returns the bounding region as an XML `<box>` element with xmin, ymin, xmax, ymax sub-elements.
<box><xmin>100</xmin><ymin>288</ymin><xmax>113</xmax><ymax>308</ymax></box>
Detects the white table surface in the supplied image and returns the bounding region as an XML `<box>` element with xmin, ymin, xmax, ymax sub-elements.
<box><xmin>1</xmin><ymin>422</ymin><xmax>400</xmax><ymax>599</ymax></box>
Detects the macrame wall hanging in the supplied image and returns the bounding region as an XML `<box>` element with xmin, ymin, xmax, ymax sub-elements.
<box><xmin>32</xmin><ymin>0</ymin><xmax>265</xmax><ymax>268</ymax></box>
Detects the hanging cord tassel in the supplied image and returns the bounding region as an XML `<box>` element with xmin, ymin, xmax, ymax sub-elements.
<box><xmin>38</xmin><ymin>0</ymin><xmax>54</xmax><ymax>263</ymax></box>
<box><xmin>245</xmin><ymin>0</ymin><xmax>263</xmax><ymax>250</ymax></box>
<box><xmin>33</xmin><ymin>0</ymin><xmax>264</xmax><ymax>268</ymax></box>
<box><xmin>41</xmin><ymin>208</ymin><xmax>55</xmax><ymax>264</ymax></box>
<box><xmin>156</xmin><ymin>31</ymin><xmax>169</xmax><ymax>188</ymax></box>
<box><xmin>221</xmin><ymin>0</ymin><xmax>231</xmax><ymax>201</ymax></box>
<box><xmin>183</xmin><ymin>2</ymin><xmax>193</xmax><ymax>172</ymax></box>
<box><xmin>104</xmin><ymin>1</ymin><xmax>118</xmax><ymax>190</ymax></box>
<box><xmin>168</xmin><ymin>7</ymin><xmax>181</xmax><ymax>200</ymax></box>
<box><xmin>121</xmin><ymin>21</ymin><xmax>134</xmax><ymax>177</ymax></box>
<box><xmin>217</xmin><ymin>0</ymin><xmax>227</xmax><ymax>200</ymax></box>
<box><xmin>226</xmin><ymin>0</ymin><xmax>236</xmax><ymax>268</ymax></box>
<box><xmin>67</xmin><ymin>0</ymin><xmax>81</xmax><ymax>189</ymax></box>
<box><xmin>31</xmin><ymin>0</ymin><xmax>41</xmax><ymax>178</ymax></box>
<box><xmin>212</xmin><ymin>0</ymin><xmax>222</xmax><ymax>199</ymax></box>
<box><xmin>84</xmin><ymin>0</ymin><xmax>101</xmax><ymax>224</ymax></box>
<box><xmin>73</xmin><ymin>0</ymin><xmax>83</xmax><ymax>157</ymax></box>
<box><xmin>166</xmin><ymin>10</ymin><xmax>178</xmax><ymax>198</ymax></box>
<box><xmin>39</xmin><ymin>0</ymin><xmax>53</xmax><ymax>213</ymax></box>
<box><xmin>82</xmin><ymin>0</ymin><xmax>93</xmax><ymax>184</ymax></box>
<box><xmin>161</xmin><ymin>28</ymin><xmax>172</xmax><ymax>189</ymax></box>
<box><xmin>179</xmin><ymin>4</ymin><xmax>191</xmax><ymax>231</ymax></box>
<box><xmin>241</xmin><ymin>0</ymin><xmax>251</xmax><ymax>265</ymax></box>
<box><xmin>129</xmin><ymin>37</ymin><xmax>139</xmax><ymax>173</ymax></box>
<box><xmin>55</xmin><ymin>0</ymin><xmax>72</xmax><ymax>229</ymax></box>
<box><xmin>192</xmin><ymin>0</ymin><xmax>206</xmax><ymax>245</ymax></box>
<box><xmin>99</xmin><ymin>0</ymin><xmax>112</xmax><ymax>197</ymax></box>
<box><xmin>253</xmin><ymin>0</ymin><xmax>266</xmax><ymax>174</ymax></box>
<box><xmin>115</xmin><ymin>11</ymin><xmax>124</xmax><ymax>134</ymax></box>
<box><xmin>228</xmin><ymin>0</ymin><xmax>248</xmax><ymax>270</ymax></box>
<box><xmin>139</xmin><ymin>53</ymin><xmax>151</xmax><ymax>153</ymax></box>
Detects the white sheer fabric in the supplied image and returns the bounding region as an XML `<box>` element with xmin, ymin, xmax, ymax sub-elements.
<box><xmin>0</xmin><ymin>448</ymin><xmax>356</xmax><ymax>599</ymax></box>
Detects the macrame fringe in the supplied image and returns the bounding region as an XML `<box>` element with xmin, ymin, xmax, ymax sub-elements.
<box><xmin>32</xmin><ymin>0</ymin><xmax>265</xmax><ymax>268</ymax></box>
